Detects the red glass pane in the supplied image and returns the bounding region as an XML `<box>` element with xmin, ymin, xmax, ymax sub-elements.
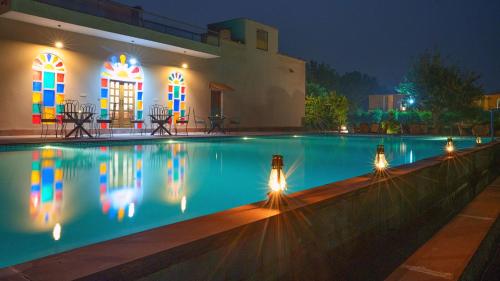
<box><xmin>181</xmin><ymin>86</ymin><xmax>186</xmax><ymax>94</ymax></box>
<box><xmin>138</xmin><ymin>83</ymin><xmax>143</xmax><ymax>90</ymax></box>
<box><xmin>101</xmin><ymin>78</ymin><xmax>108</xmax><ymax>88</ymax></box>
<box><xmin>33</xmin><ymin>71</ymin><xmax>42</xmax><ymax>81</ymax></box>
<box><xmin>32</xmin><ymin>115</ymin><xmax>41</xmax><ymax>124</ymax></box>
<box><xmin>57</xmin><ymin>73</ymin><xmax>64</xmax><ymax>83</ymax></box>
<box><xmin>168</xmin><ymin>85</ymin><xmax>173</xmax><ymax>92</ymax></box>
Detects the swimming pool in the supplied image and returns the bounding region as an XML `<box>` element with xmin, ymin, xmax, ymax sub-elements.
<box><xmin>0</xmin><ymin>135</ymin><xmax>482</xmax><ymax>268</ymax></box>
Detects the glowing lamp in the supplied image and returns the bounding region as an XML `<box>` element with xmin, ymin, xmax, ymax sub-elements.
<box><xmin>129</xmin><ymin>57</ymin><xmax>137</xmax><ymax>65</ymax></box>
<box><xmin>268</xmin><ymin>155</ymin><xmax>286</xmax><ymax>193</ymax></box>
<box><xmin>374</xmin><ymin>145</ymin><xmax>388</xmax><ymax>171</ymax></box>
<box><xmin>181</xmin><ymin>63</ymin><xmax>188</xmax><ymax>69</ymax></box>
<box><xmin>408</xmin><ymin>98</ymin><xmax>415</xmax><ymax>105</ymax></box>
<box><xmin>476</xmin><ymin>136</ymin><xmax>482</xmax><ymax>145</ymax></box>
<box><xmin>445</xmin><ymin>137</ymin><xmax>454</xmax><ymax>155</ymax></box>
<box><xmin>54</xmin><ymin>41</ymin><xmax>64</xmax><ymax>49</ymax></box>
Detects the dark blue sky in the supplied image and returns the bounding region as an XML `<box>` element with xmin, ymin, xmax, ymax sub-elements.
<box><xmin>117</xmin><ymin>0</ymin><xmax>500</xmax><ymax>92</ymax></box>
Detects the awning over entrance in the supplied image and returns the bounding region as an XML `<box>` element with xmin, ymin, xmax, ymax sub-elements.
<box><xmin>209</xmin><ymin>82</ymin><xmax>234</xmax><ymax>92</ymax></box>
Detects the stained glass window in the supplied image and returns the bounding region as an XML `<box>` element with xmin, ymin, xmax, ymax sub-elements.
<box><xmin>32</xmin><ymin>53</ymin><xmax>65</xmax><ymax>124</ymax></box>
<box><xmin>167</xmin><ymin>72</ymin><xmax>187</xmax><ymax>123</ymax></box>
<box><xmin>100</xmin><ymin>54</ymin><xmax>144</xmax><ymax>128</ymax></box>
<box><xmin>166</xmin><ymin>143</ymin><xmax>187</xmax><ymax>213</ymax></box>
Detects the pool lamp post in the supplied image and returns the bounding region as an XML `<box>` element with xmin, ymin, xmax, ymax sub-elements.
<box><xmin>374</xmin><ymin>144</ymin><xmax>388</xmax><ymax>173</ymax></box>
<box><xmin>265</xmin><ymin>155</ymin><xmax>287</xmax><ymax>208</ymax></box>
<box><xmin>445</xmin><ymin>137</ymin><xmax>455</xmax><ymax>156</ymax></box>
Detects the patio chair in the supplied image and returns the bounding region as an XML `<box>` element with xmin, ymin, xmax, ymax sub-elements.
<box><xmin>174</xmin><ymin>107</ymin><xmax>190</xmax><ymax>135</ymax></box>
<box><xmin>149</xmin><ymin>104</ymin><xmax>172</xmax><ymax>135</ymax></box>
<box><xmin>37</xmin><ymin>104</ymin><xmax>60</xmax><ymax>139</ymax></box>
<box><xmin>96</xmin><ymin>102</ymin><xmax>116</xmax><ymax>137</ymax></box>
<box><xmin>129</xmin><ymin>109</ymin><xmax>145</xmax><ymax>135</ymax></box>
<box><xmin>193</xmin><ymin>108</ymin><xmax>207</xmax><ymax>133</ymax></box>
<box><xmin>80</xmin><ymin>103</ymin><xmax>96</xmax><ymax>135</ymax></box>
<box><xmin>61</xmin><ymin>100</ymin><xmax>80</xmax><ymax>136</ymax></box>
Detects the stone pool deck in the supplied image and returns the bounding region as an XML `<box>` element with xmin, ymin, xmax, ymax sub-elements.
<box><xmin>386</xmin><ymin>177</ymin><xmax>500</xmax><ymax>281</ymax></box>
<box><xmin>0</xmin><ymin>139</ymin><xmax>498</xmax><ymax>281</ymax></box>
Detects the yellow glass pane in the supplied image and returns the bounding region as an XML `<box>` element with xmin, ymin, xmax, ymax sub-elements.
<box><xmin>42</xmin><ymin>160</ymin><xmax>54</xmax><ymax>168</ymax></box>
<box><xmin>180</xmin><ymin>102</ymin><xmax>186</xmax><ymax>110</ymax></box>
<box><xmin>41</xmin><ymin>150</ymin><xmax>54</xmax><ymax>158</ymax></box>
<box><xmin>167</xmin><ymin>101</ymin><xmax>173</xmax><ymax>109</ymax></box>
<box><xmin>137</xmin><ymin>101</ymin><xmax>143</xmax><ymax>110</ymax></box>
<box><xmin>56</xmin><ymin>94</ymin><xmax>64</xmax><ymax>104</ymax></box>
<box><xmin>100</xmin><ymin>98</ymin><xmax>107</xmax><ymax>109</ymax></box>
<box><xmin>32</xmin><ymin>92</ymin><xmax>42</xmax><ymax>103</ymax></box>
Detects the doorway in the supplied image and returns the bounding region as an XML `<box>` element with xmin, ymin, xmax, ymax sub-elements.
<box><xmin>109</xmin><ymin>80</ymin><xmax>135</xmax><ymax>128</ymax></box>
<box><xmin>210</xmin><ymin>90</ymin><xmax>222</xmax><ymax>117</ymax></box>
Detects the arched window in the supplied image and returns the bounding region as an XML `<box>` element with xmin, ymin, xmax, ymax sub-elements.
<box><xmin>32</xmin><ymin>53</ymin><xmax>65</xmax><ymax>124</ymax></box>
<box><xmin>100</xmin><ymin>54</ymin><xmax>144</xmax><ymax>128</ymax></box>
<box><xmin>167</xmin><ymin>72</ymin><xmax>187</xmax><ymax>122</ymax></box>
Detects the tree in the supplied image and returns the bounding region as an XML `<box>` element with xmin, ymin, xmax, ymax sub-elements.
<box><xmin>306</xmin><ymin>61</ymin><xmax>382</xmax><ymax>110</ymax></box>
<box><xmin>305</xmin><ymin>91</ymin><xmax>349</xmax><ymax>131</ymax></box>
<box><xmin>401</xmin><ymin>51</ymin><xmax>483</xmax><ymax>130</ymax></box>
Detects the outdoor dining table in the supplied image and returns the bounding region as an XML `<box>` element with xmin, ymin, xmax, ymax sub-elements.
<box><xmin>149</xmin><ymin>114</ymin><xmax>173</xmax><ymax>135</ymax></box>
<box><xmin>207</xmin><ymin>115</ymin><xmax>226</xmax><ymax>134</ymax></box>
<box><xmin>64</xmin><ymin>111</ymin><xmax>94</xmax><ymax>138</ymax></box>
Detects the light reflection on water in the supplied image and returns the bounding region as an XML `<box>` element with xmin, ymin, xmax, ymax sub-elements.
<box><xmin>0</xmin><ymin>135</ymin><xmax>481</xmax><ymax>267</ymax></box>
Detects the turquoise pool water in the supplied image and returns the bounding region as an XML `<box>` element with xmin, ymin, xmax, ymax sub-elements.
<box><xmin>0</xmin><ymin>135</ymin><xmax>482</xmax><ymax>267</ymax></box>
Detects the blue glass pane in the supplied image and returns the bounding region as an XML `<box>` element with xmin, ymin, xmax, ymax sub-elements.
<box><xmin>174</xmin><ymin>99</ymin><xmax>179</xmax><ymax>111</ymax></box>
<box><xmin>168</xmin><ymin>93</ymin><xmax>173</xmax><ymax>101</ymax></box>
<box><xmin>43</xmin><ymin>72</ymin><xmax>55</xmax><ymax>89</ymax></box>
<box><xmin>55</xmin><ymin>182</ymin><xmax>63</xmax><ymax>190</ymax></box>
<box><xmin>101</xmin><ymin>88</ymin><xmax>108</xmax><ymax>98</ymax></box>
<box><xmin>31</xmin><ymin>185</ymin><xmax>40</xmax><ymax>192</ymax></box>
<box><xmin>181</xmin><ymin>94</ymin><xmax>185</xmax><ymax>101</ymax></box>
<box><xmin>32</xmin><ymin>82</ymin><xmax>42</xmax><ymax>92</ymax></box>
<box><xmin>56</xmin><ymin>84</ymin><xmax>64</xmax><ymax>93</ymax></box>
<box><xmin>43</xmin><ymin>90</ymin><xmax>55</xmax><ymax>106</ymax></box>
<box><xmin>137</xmin><ymin>92</ymin><xmax>143</xmax><ymax>100</ymax></box>
<box><xmin>99</xmin><ymin>175</ymin><xmax>107</xmax><ymax>184</ymax></box>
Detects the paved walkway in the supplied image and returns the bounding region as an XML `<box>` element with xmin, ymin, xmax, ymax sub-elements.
<box><xmin>386</xmin><ymin>177</ymin><xmax>500</xmax><ymax>281</ymax></box>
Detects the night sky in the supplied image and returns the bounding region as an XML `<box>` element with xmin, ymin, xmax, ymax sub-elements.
<box><xmin>117</xmin><ymin>0</ymin><xmax>500</xmax><ymax>92</ymax></box>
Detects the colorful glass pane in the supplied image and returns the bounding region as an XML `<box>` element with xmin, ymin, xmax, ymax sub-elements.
<box><xmin>43</xmin><ymin>72</ymin><xmax>55</xmax><ymax>88</ymax></box>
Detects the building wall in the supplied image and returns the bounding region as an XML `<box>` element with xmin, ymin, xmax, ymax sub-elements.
<box><xmin>0</xmin><ymin>17</ymin><xmax>305</xmax><ymax>133</ymax></box>
<box><xmin>368</xmin><ymin>94</ymin><xmax>404</xmax><ymax>111</ymax></box>
<box><xmin>479</xmin><ymin>94</ymin><xmax>500</xmax><ymax>110</ymax></box>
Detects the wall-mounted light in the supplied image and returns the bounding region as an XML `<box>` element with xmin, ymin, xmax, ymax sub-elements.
<box><xmin>374</xmin><ymin>144</ymin><xmax>388</xmax><ymax>171</ymax></box>
<box><xmin>181</xmin><ymin>63</ymin><xmax>189</xmax><ymax>69</ymax></box>
<box><xmin>269</xmin><ymin>155</ymin><xmax>286</xmax><ymax>193</ymax></box>
<box><xmin>129</xmin><ymin>57</ymin><xmax>137</xmax><ymax>65</ymax></box>
<box><xmin>476</xmin><ymin>136</ymin><xmax>482</xmax><ymax>145</ymax></box>
<box><xmin>445</xmin><ymin>137</ymin><xmax>454</xmax><ymax>155</ymax></box>
<box><xmin>54</xmin><ymin>41</ymin><xmax>64</xmax><ymax>49</ymax></box>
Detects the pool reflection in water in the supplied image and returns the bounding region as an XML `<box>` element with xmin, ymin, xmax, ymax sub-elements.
<box><xmin>0</xmin><ymin>135</ymin><xmax>482</xmax><ymax>267</ymax></box>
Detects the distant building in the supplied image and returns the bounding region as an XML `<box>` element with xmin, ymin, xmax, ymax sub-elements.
<box><xmin>478</xmin><ymin>93</ymin><xmax>500</xmax><ymax>110</ymax></box>
<box><xmin>368</xmin><ymin>94</ymin><xmax>405</xmax><ymax>111</ymax></box>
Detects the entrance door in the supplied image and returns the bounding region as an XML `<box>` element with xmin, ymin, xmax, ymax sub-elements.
<box><xmin>109</xmin><ymin>80</ymin><xmax>135</xmax><ymax>128</ymax></box>
<box><xmin>210</xmin><ymin>90</ymin><xmax>222</xmax><ymax>116</ymax></box>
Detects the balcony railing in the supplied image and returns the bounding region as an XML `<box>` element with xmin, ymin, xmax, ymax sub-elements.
<box><xmin>34</xmin><ymin>0</ymin><xmax>219</xmax><ymax>46</ymax></box>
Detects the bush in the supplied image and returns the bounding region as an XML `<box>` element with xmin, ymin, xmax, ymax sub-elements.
<box><xmin>305</xmin><ymin>92</ymin><xmax>349</xmax><ymax>130</ymax></box>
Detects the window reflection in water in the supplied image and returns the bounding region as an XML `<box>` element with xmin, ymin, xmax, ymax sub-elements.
<box><xmin>99</xmin><ymin>146</ymin><xmax>143</xmax><ymax>221</ymax></box>
<box><xmin>166</xmin><ymin>143</ymin><xmax>188</xmax><ymax>213</ymax></box>
<box><xmin>30</xmin><ymin>149</ymin><xmax>63</xmax><ymax>240</ymax></box>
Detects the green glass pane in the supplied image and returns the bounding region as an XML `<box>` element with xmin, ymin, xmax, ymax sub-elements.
<box><xmin>137</xmin><ymin>111</ymin><xmax>143</xmax><ymax>119</ymax></box>
<box><xmin>43</xmin><ymin>72</ymin><xmax>55</xmax><ymax>89</ymax></box>
<box><xmin>56</xmin><ymin>104</ymin><xmax>64</xmax><ymax>114</ymax></box>
<box><xmin>101</xmin><ymin>109</ymin><xmax>107</xmax><ymax>118</ymax></box>
<box><xmin>32</xmin><ymin>104</ymin><xmax>41</xmax><ymax>114</ymax></box>
<box><xmin>181</xmin><ymin>110</ymin><xmax>185</xmax><ymax>117</ymax></box>
<box><xmin>41</xmin><ymin>184</ymin><xmax>54</xmax><ymax>203</ymax></box>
